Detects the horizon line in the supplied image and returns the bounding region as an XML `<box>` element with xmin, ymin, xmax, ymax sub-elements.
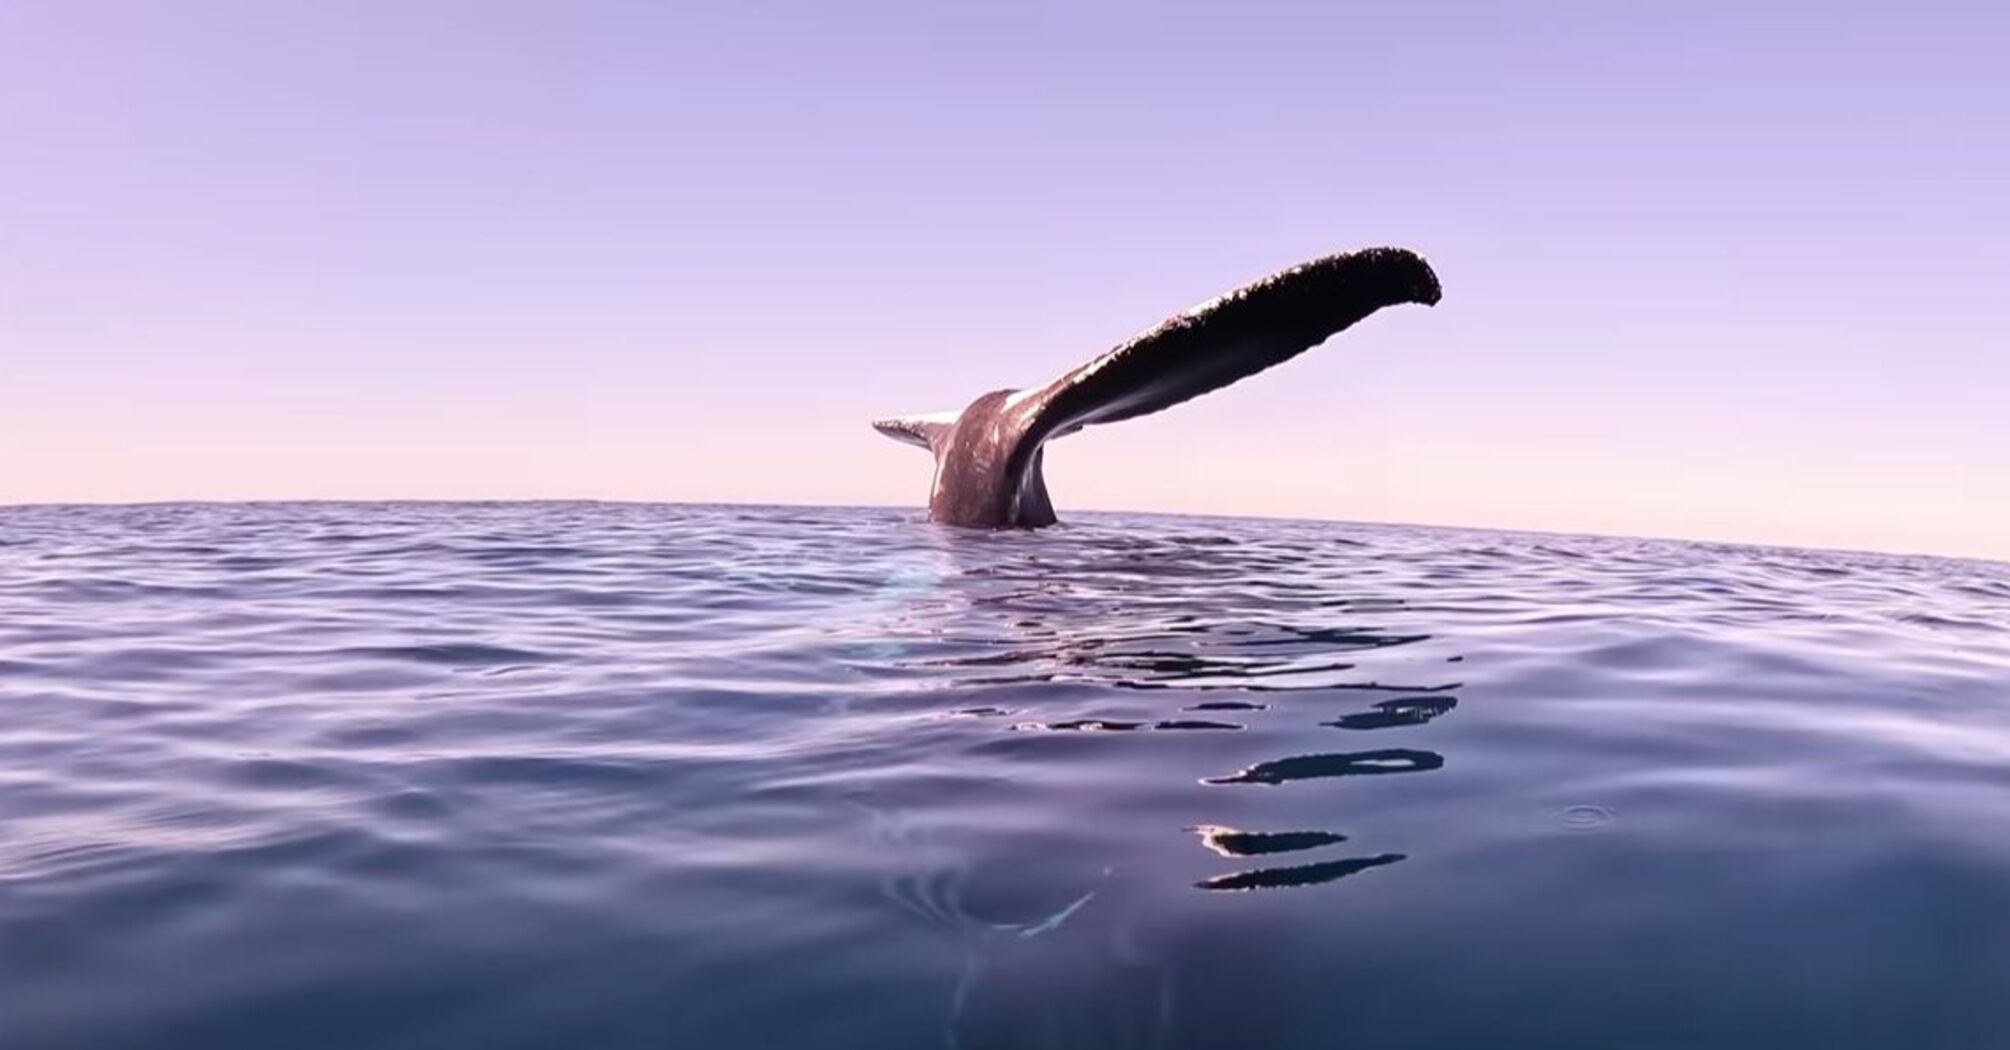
<box><xmin>3</xmin><ymin>495</ymin><xmax>2002</xmax><ymax>570</ymax></box>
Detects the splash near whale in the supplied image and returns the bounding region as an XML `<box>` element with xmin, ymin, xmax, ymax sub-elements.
<box><xmin>872</xmin><ymin>247</ymin><xmax>1442</xmax><ymax>527</ymax></box>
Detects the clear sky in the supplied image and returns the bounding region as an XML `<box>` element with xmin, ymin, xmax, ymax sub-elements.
<box><xmin>3</xmin><ymin>1</ymin><xmax>2004</xmax><ymax>559</ymax></box>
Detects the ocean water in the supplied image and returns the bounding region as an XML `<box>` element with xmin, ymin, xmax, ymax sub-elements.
<box><xmin>3</xmin><ymin>502</ymin><xmax>2009</xmax><ymax>1050</ymax></box>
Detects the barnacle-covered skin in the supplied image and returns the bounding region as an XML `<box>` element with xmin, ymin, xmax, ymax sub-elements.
<box><xmin>1026</xmin><ymin>247</ymin><xmax>1441</xmax><ymax>441</ymax></box>
<box><xmin>923</xmin><ymin>390</ymin><xmax>1054</xmax><ymax>528</ymax></box>
<box><xmin>873</xmin><ymin>247</ymin><xmax>1441</xmax><ymax>528</ymax></box>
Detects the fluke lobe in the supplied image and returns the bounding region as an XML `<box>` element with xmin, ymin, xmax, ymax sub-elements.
<box><xmin>872</xmin><ymin>247</ymin><xmax>1441</xmax><ymax>528</ymax></box>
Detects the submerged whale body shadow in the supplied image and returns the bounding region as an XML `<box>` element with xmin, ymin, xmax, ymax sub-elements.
<box><xmin>872</xmin><ymin>246</ymin><xmax>1442</xmax><ymax>528</ymax></box>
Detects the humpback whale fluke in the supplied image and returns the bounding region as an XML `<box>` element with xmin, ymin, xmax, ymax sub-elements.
<box><xmin>873</xmin><ymin>246</ymin><xmax>1441</xmax><ymax>528</ymax></box>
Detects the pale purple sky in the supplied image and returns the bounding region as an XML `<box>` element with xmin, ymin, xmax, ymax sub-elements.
<box><xmin>3</xmin><ymin>1</ymin><xmax>2004</xmax><ymax>558</ymax></box>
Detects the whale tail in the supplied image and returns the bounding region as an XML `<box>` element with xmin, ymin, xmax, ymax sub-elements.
<box><xmin>871</xmin><ymin>246</ymin><xmax>1441</xmax><ymax>527</ymax></box>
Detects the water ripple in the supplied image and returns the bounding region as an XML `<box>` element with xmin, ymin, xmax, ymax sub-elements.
<box><xmin>2</xmin><ymin>503</ymin><xmax>2009</xmax><ymax>1047</ymax></box>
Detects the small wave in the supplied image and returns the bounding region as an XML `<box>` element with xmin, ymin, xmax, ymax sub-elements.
<box><xmin>330</xmin><ymin>643</ymin><xmax>564</xmax><ymax>667</ymax></box>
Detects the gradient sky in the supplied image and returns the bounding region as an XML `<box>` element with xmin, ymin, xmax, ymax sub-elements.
<box><xmin>3</xmin><ymin>1</ymin><xmax>2005</xmax><ymax>559</ymax></box>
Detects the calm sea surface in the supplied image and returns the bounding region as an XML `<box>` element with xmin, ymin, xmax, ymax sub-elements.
<box><xmin>3</xmin><ymin>502</ymin><xmax>2009</xmax><ymax>1049</ymax></box>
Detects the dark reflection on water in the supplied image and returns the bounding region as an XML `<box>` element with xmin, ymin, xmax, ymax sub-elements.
<box><xmin>1189</xmin><ymin>825</ymin><xmax>1348</xmax><ymax>857</ymax></box>
<box><xmin>4</xmin><ymin>503</ymin><xmax>2010</xmax><ymax>1049</ymax></box>
<box><xmin>1195</xmin><ymin>852</ymin><xmax>1408</xmax><ymax>892</ymax></box>
<box><xmin>1013</xmin><ymin>718</ymin><xmax>1245</xmax><ymax>732</ymax></box>
<box><xmin>1201</xmin><ymin>747</ymin><xmax>1447</xmax><ymax>786</ymax></box>
<box><xmin>1325</xmin><ymin>694</ymin><xmax>1459</xmax><ymax>729</ymax></box>
<box><xmin>1182</xmin><ymin>699</ymin><xmax>1266</xmax><ymax>711</ymax></box>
